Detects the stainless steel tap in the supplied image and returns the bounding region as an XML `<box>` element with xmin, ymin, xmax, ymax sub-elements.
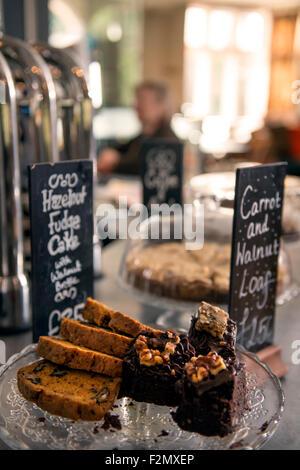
<box><xmin>33</xmin><ymin>43</ymin><xmax>95</xmax><ymax>164</ymax></box>
<box><xmin>0</xmin><ymin>36</ymin><xmax>98</xmax><ymax>331</ymax></box>
<box><xmin>0</xmin><ymin>49</ymin><xmax>30</xmax><ymax>331</ymax></box>
<box><xmin>31</xmin><ymin>44</ymin><xmax>101</xmax><ymax>277</ymax></box>
<box><xmin>0</xmin><ymin>35</ymin><xmax>60</xmax><ymax>327</ymax></box>
<box><xmin>0</xmin><ymin>34</ymin><xmax>59</xmax><ymax>172</ymax></box>
<box><xmin>0</xmin><ymin>36</ymin><xmax>58</xmax><ymax>331</ymax></box>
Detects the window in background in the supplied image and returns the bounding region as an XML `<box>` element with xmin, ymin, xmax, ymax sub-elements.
<box><xmin>183</xmin><ymin>5</ymin><xmax>272</xmax><ymax>149</ymax></box>
<box><xmin>49</xmin><ymin>0</ymin><xmax>143</xmax><ymax>109</ymax></box>
<box><xmin>269</xmin><ymin>14</ymin><xmax>298</xmax><ymax>122</ymax></box>
<box><xmin>48</xmin><ymin>0</ymin><xmax>143</xmax><ymax>142</ymax></box>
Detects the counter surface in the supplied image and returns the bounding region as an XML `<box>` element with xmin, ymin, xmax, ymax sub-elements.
<box><xmin>1</xmin><ymin>238</ymin><xmax>300</xmax><ymax>450</ymax></box>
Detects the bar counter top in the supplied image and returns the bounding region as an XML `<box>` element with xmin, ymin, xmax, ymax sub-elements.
<box><xmin>1</xmin><ymin>237</ymin><xmax>300</xmax><ymax>450</ymax></box>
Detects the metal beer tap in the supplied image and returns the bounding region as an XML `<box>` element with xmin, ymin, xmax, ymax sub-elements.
<box><xmin>0</xmin><ymin>34</ymin><xmax>59</xmax><ymax>331</ymax></box>
<box><xmin>0</xmin><ymin>34</ymin><xmax>59</xmax><ymax>169</ymax></box>
<box><xmin>31</xmin><ymin>44</ymin><xmax>101</xmax><ymax>277</ymax></box>
<box><xmin>32</xmin><ymin>43</ymin><xmax>95</xmax><ymax>163</ymax></box>
<box><xmin>0</xmin><ymin>35</ymin><xmax>98</xmax><ymax>331</ymax></box>
<box><xmin>0</xmin><ymin>49</ymin><xmax>30</xmax><ymax>331</ymax></box>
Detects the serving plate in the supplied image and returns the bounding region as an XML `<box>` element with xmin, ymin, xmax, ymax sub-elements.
<box><xmin>0</xmin><ymin>343</ymin><xmax>284</xmax><ymax>450</ymax></box>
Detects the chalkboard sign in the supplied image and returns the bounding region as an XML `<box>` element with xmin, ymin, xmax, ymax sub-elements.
<box><xmin>141</xmin><ymin>139</ymin><xmax>183</xmax><ymax>211</ymax></box>
<box><xmin>229</xmin><ymin>163</ymin><xmax>287</xmax><ymax>352</ymax></box>
<box><xmin>28</xmin><ymin>160</ymin><xmax>94</xmax><ymax>342</ymax></box>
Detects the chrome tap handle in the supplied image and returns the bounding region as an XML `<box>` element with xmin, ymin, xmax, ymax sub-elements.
<box><xmin>0</xmin><ymin>34</ymin><xmax>59</xmax><ymax>163</ymax></box>
<box><xmin>33</xmin><ymin>43</ymin><xmax>95</xmax><ymax>163</ymax></box>
<box><xmin>0</xmin><ymin>50</ymin><xmax>31</xmax><ymax>331</ymax></box>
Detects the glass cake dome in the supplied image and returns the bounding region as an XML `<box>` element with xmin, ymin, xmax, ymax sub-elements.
<box><xmin>187</xmin><ymin>171</ymin><xmax>300</xmax><ymax>240</ymax></box>
<box><xmin>117</xmin><ymin>204</ymin><xmax>298</xmax><ymax>322</ymax></box>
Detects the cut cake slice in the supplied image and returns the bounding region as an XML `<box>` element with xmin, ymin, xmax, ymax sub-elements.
<box><xmin>60</xmin><ymin>317</ymin><xmax>133</xmax><ymax>358</ymax></box>
<box><xmin>17</xmin><ymin>360</ymin><xmax>121</xmax><ymax>421</ymax></box>
<box><xmin>172</xmin><ymin>302</ymin><xmax>248</xmax><ymax>436</ymax></box>
<box><xmin>36</xmin><ymin>336</ymin><xmax>123</xmax><ymax>377</ymax></box>
<box><xmin>82</xmin><ymin>297</ymin><xmax>160</xmax><ymax>337</ymax></box>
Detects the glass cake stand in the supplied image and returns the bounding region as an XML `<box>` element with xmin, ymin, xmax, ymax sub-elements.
<box><xmin>118</xmin><ymin>273</ymin><xmax>300</xmax><ymax>333</ymax></box>
<box><xmin>0</xmin><ymin>343</ymin><xmax>284</xmax><ymax>450</ymax></box>
<box><xmin>188</xmin><ymin>172</ymin><xmax>300</xmax><ymax>241</ymax></box>
<box><xmin>117</xmin><ymin>204</ymin><xmax>299</xmax><ymax>332</ymax></box>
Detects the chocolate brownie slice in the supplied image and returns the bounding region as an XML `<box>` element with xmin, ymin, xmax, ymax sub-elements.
<box><xmin>172</xmin><ymin>302</ymin><xmax>248</xmax><ymax>436</ymax></box>
<box><xmin>188</xmin><ymin>302</ymin><xmax>237</xmax><ymax>356</ymax></box>
<box><xmin>120</xmin><ymin>329</ymin><xmax>195</xmax><ymax>407</ymax></box>
<box><xmin>172</xmin><ymin>353</ymin><xmax>247</xmax><ymax>437</ymax></box>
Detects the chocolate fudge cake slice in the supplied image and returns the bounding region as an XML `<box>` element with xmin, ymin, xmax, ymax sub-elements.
<box><xmin>120</xmin><ymin>329</ymin><xmax>195</xmax><ymax>407</ymax></box>
<box><xmin>172</xmin><ymin>352</ymin><xmax>247</xmax><ymax>436</ymax></box>
<box><xmin>172</xmin><ymin>302</ymin><xmax>248</xmax><ymax>436</ymax></box>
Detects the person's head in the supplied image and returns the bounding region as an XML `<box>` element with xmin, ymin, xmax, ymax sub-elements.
<box><xmin>134</xmin><ymin>80</ymin><xmax>174</xmax><ymax>129</ymax></box>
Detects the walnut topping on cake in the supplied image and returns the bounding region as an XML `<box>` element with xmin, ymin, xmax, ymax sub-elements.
<box><xmin>185</xmin><ymin>352</ymin><xmax>227</xmax><ymax>383</ymax></box>
<box><xmin>195</xmin><ymin>302</ymin><xmax>229</xmax><ymax>339</ymax></box>
<box><xmin>134</xmin><ymin>331</ymin><xmax>180</xmax><ymax>367</ymax></box>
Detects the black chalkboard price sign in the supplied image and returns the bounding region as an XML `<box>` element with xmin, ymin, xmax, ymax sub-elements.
<box><xmin>141</xmin><ymin>139</ymin><xmax>183</xmax><ymax>211</ymax></box>
<box><xmin>229</xmin><ymin>162</ymin><xmax>287</xmax><ymax>353</ymax></box>
<box><xmin>28</xmin><ymin>160</ymin><xmax>94</xmax><ymax>342</ymax></box>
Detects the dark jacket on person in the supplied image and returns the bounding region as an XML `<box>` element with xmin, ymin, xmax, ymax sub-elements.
<box><xmin>112</xmin><ymin>120</ymin><xmax>180</xmax><ymax>175</ymax></box>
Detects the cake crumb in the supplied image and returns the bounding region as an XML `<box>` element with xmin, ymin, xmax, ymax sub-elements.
<box><xmin>229</xmin><ymin>440</ymin><xmax>245</xmax><ymax>449</ymax></box>
<box><xmin>158</xmin><ymin>430</ymin><xmax>169</xmax><ymax>437</ymax></box>
<box><xmin>260</xmin><ymin>421</ymin><xmax>269</xmax><ymax>432</ymax></box>
<box><xmin>101</xmin><ymin>412</ymin><xmax>122</xmax><ymax>431</ymax></box>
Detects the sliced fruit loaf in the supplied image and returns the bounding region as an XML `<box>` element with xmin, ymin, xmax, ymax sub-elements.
<box><xmin>17</xmin><ymin>360</ymin><xmax>121</xmax><ymax>421</ymax></box>
<box><xmin>82</xmin><ymin>298</ymin><xmax>114</xmax><ymax>328</ymax></box>
<box><xmin>36</xmin><ymin>336</ymin><xmax>123</xmax><ymax>377</ymax></box>
<box><xmin>82</xmin><ymin>297</ymin><xmax>160</xmax><ymax>337</ymax></box>
<box><xmin>60</xmin><ymin>317</ymin><xmax>133</xmax><ymax>358</ymax></box>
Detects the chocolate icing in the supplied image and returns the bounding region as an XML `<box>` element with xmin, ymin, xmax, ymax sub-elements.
<box><xmin>121</xmin><ymin>308</ymin><xmax>248</xmax><ymax>437</ymax></box>
<box><xmin>172</xmin><ymin>313</ymin><xmax>248</xmax><ymax>436</ymax></box>
<box><xmin>120</xmin><ymin>330</ymin><xmax>195</xmax><ymax>407</ymax></box>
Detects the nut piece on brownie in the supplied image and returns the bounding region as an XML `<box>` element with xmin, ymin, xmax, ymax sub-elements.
<box><xmin>189</xmin><ymin>302</ymin><xmax>236</xmax><ymax>356</ymax></box>
<box><xmin>185</xmin><ymin>352</ymin><xmax>227</xmax><ymax>384</ymax></box>
<box><xmin>120</xmin><ymin>329</ymin><xmax>195</xmax><ymax>407</ymax></box>
<box><xmin>195</xmin><ymin>302</ymin><xmax>229</xmax><ymax>339</ymax></box>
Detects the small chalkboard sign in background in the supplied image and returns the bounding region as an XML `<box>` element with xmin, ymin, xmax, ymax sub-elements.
<box><xmin>141</xmin><ymin>139</ymin><xmax>183</xmax><ymax>211</ymax></box>
<box><xmin>28</xmin><ymin>160</ymin><xmax>94</xmax><ymax>342</ymax></box>
<box><xmin>229</xmin><ymin>163</ymin><xmax>287</xmax><ymax>358</ymax></box>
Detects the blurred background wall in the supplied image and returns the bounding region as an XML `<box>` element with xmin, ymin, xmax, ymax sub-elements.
<box><xmin>2</xmin><ymin>0</ymin><xmax>300</xmax><ymax>173</ymax></box>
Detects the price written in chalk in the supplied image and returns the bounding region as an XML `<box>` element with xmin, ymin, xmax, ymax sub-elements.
<box><xmin>229</xmin><ymin>163</ymin><xmax>287</xmax><ymax>352</ymax></box>
<box><xmin>28</xmin><ymin>161</ymin><xmax>94</xmax><ymax>342</ymax></box>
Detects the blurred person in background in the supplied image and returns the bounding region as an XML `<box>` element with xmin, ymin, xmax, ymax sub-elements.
<box><xmin>97</xmin><ymin>80</ymin><xmax>180</xmax><ymax>176</ymax></box>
